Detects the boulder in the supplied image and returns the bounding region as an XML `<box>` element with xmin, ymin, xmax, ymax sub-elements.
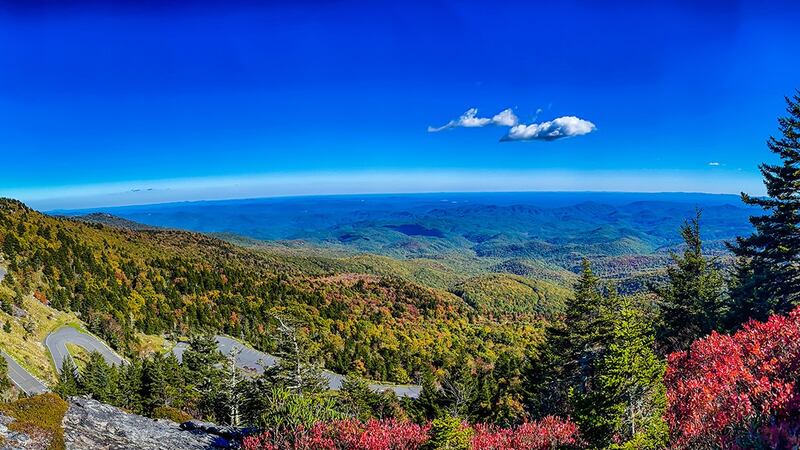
<box><xmin>63</xmin><ymin>397</ymin><xmax>235</xmax><ymax>449</ymax></box>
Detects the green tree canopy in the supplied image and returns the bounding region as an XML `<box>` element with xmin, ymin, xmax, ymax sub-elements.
<box><xmin>654</xmin><ymin>211</ymin><xmax>726</xmax><ymax>353</ymax></box>
<box><xmin>729</xmin><ymin>92</ymin><xmax>800</xmax><ymax>322</ymax></box>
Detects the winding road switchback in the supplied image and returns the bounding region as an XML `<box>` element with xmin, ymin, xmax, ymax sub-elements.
<box><xmin>41</xmin><ymin>327</ymin><xmax>420</xmax><ymax>398</ymax></box>
<box><xmin>172</xmin><ymin>335</ymin><xmax>422</xmax><ymax>398</ymax></box>
<box><xmin>2</xmin><ymin>266</ymin><xmax>49</xmax><ymax>395</ymax></box>
<box><xmin>46</xmin><ymin>326</ymin><xmax>125</xmax><ymax>373</ymax></box>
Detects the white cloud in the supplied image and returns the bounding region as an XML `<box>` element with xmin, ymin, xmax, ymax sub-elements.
<box><xmin>708</xmin><ymin>162</ymin><xmax>721</xmax><ymax>166</ymax></box>
<box><xmin>501</xmin><ymin>116</ymin><xmax>596</xmax><ymax>142</ymax></box>
<box><xmin>491</xmin><ymin>109</ymin><xmax>519</xmax><ymax>127</ymax></box>
<box><xmin>428</xmin><ymin>108</ymin><xmax>517</xmax><ymax>132</ymax></box>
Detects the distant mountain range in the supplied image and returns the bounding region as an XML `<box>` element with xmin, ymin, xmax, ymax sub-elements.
<box><xmin>56</xmin><ymin>192</ymin><xmax>756</xmax><ymax>292</ymax></box>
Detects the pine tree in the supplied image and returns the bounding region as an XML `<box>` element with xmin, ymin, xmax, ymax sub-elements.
<box><xmin>162</xmin><ymin>352</ymin><xmax>186</xmax><ymax>409</ymax></box>
<box><xmin>220</xmin><ymin>347</ymin><xmax>245</xmax><ymax>426</ymax></box>
<box><xmin>141</xmin><ymin>354</ymin><xmax>167</xmax><ymax>414</ymax></box>
<box><xmin>594</xmin><ymin>298</ymin><xmax>668</xmax><ymax>450</ymax></box>
<box><xmin>557</xmin><ymin>260</ymin><xmax>602</xmax><ymax>387</ymax></box>
<box><xmin>568</xmin><ymin>282</ymin><xmax>624</xmax><ymax>447</ymax></box>
<box><xmin>55</xmin><ymin>357</ymin><xmax>80</xmax><ymax>398</ymax></box>
<box><xmin>181</xmin><ymin>334</ymin><xmax>224</xmax><ymax>420</ymax></box>
<box><xmin>80</xmin><ymin>351</ymin><xmax>111</xmax><ymax>402</ymax></box>
<box><xmin>561</xmin><ymin>260</ymin><xmax>616</xmax><ymax>396</ymax></box>
<box><xmin>528</xmin><ymin>260</ymin><xmax>618</xmax><ymax>422</ymax></box>
<box><xmin>654</xmin><ymin>212</ymin><xmax>726</xmax><ymax>353</ymax></box>
<box><xmin>729</xmin><ymin>91</ymin><xmax>800</xmax><ymax>321</ymax></box>
<box><xmin>182</xmin><ymin>334</ymin><xmax>223</xmax><ymax>375</ymax></box>
<box><xmin>268</xmin><ymin>316</ymin><xmax>326</xmax><ymax>395</ymax></box>
<box><xmin>119</xmin><ymin>359</ymin><xmax>144</xmax><ymax>413</ymax></box>
<box><xmin>338</xmin><ymin>375</ymin><xmax>377</xmax><ymax>421</ymax></box>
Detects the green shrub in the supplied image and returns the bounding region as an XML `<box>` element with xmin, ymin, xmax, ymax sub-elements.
<box><xmin>152</xmin><ymin>406</ymin><xmax>192</xmax><ymax>423</ymax></box>
<box><xmin>424</xmin><ymin>416</ymin><xmax>472</xmax><ymax>450</ymax></box>
<box><xmin>0</xmin><ymin>393</ymin><xmax>68</xmax><ymax>450</ymax></box>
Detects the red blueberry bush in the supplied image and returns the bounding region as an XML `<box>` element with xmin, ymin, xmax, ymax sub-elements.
<box><xmin>241</xmin><ymin>416</ymin><xmax>581</xmax><ymax>450</ymax></box>
<box><xmin>664</xmin><ymin>306</ymin><xmax>800</xmax><ymax>449</ymax></box>
<box><xmin>241</xmin><ymin>419</ymin><xmax>430</xmax><ymax>450</ymax></box>
<box><xmin>471</xmin><ymin>416</ymin><xmax>582</xmax><ymax>450</ymax></box>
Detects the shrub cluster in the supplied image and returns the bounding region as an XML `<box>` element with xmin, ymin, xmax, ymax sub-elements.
<box><xmin>241</xmin><ymin>416</ymin><xmax>580</xmax><ymax>450</ymax></box>
<box><xmin>665</xmin><ymin>306</ymin><xmax>800</xmax><ymax>448</ymax></box>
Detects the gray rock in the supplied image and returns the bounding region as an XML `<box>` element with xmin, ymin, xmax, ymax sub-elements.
<box><xmin>63</xmin><ymin>397</ymin><xmax>233</xmax><ymax>450</ymax></box>
<box><xmin>11</xmin><ymin>306</ymin><xmax>26</xmax><ymax>318</ymax></box>
<box><xmin>0</xmin><ymin>414</ymin><xmax>52</xmax><ymax>450</ymax></box>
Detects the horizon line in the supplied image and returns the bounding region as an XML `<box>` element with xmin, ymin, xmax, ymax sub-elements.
<box><xmin>0</xmin><ymin>169</ymin><xmax>764</xmax><ymax>211</ymax></box>
<box><xmin>40</xmin><ymin>189</ymin><xmax>751</xmax><ymax>213</ymax></box>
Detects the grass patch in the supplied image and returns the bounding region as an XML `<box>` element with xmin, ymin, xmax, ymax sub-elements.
<box><xmin>132</xmin><ymin>332</ymin><xmax>168</xmax><ymax>356</ymax></box>
<box><xmin>152</xmin><ymin>406</ymin><xmax>192</xmax><ymax>423</ymax></box>
<box><xmin>64</xmin><ymin>343</ymin><xmax>90</xmax><ymax>371</ymax></box>
<box><xmin>0</xmin><ymin>291</ymin><xmax>82</xmax><ymax>384</ymax></box>
<box><xmin>0</xmin><ymin>393</ymin><xmax>68</xmax><ymax>450</ymax></box>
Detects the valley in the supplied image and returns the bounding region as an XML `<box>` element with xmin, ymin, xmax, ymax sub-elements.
<box><xmin>60</xmin><ymin>191</ymin><xmax>754</xmax><ymax>299</ymax></box>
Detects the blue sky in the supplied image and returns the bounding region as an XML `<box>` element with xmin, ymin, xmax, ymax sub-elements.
<box><xmin>1</xmin><ymin>0</ymin><xmax>799</xmax><ymax>209</ymax></box>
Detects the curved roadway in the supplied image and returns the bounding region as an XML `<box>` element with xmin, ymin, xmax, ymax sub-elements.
<box><xmin>2</xmin><ymin>266</ymin><xmax>50</xmax><ymax>395</ymax></box>
<box><xmin>45</xmin><ymin>326</ymin><xmax>125</xmax><ymax>373</ymax></box>
<box><xmin>172</xmin><ymin>336</ymin><xmax>421</xmax><ymax>398</ymax></box>
<box><xmin>38</xmin><ymin>327</ymin><xmax>420</xmax><ymax>398</ymax></box>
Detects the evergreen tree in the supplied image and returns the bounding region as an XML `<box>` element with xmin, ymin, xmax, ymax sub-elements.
<box><xmin>162</xmin><ymin>352</ymin><xmax>186</xmax><ymax>409</ymax></box>
<box><xmin>219</xmin><ymin>347</ymin><xmax>246</xmax><ymax>426</ymax></box>
<box><xmin>653</xmin><ymin>212</ymin><xmax>726</xmax><ymax>353</ymax></box>
<box><xmin>141</xmin><ymin>354</ymin><xmax>168</xmax><ymax>414</ymax></box>
<box><xmin>80</xmin><ymin>351</ymin><xmax>112</xmax><ymax>402</ymax></box>
<box><xmin>182</xmin><ymin>334</ymin><xmax>223</xmax><ymax>375</ymax></box>
<box><xmin>104</xmin><ymin>364</ymin><xmax>123</xmax><ymax>406</ymax></box>
<box><xmin>729</xmin><ymin>91</ymin><xmax>800</xmax><ymax>321</ymax></box>
<box><xmin>559</xmin><ymin>261</ymin><xmax>615</xmax><ymax>397</ymax></box>
<box><xmin>568</xmin><ymin>282</ymin><xmax>623</xmax><ymax>447</ymax></box>
<box><xmin>412</xmin><ymin>369</ymin><xmax>447</xmax><ymax>421</ymax></box>
<box><xmin>55</xmin><ymin>357</ymin><xmax>80</xmax><ymax>398</ymax></box>
<box><xmin>268</xmin><ymin>316</ymin><xmax>326</xmax><ymax>394</ymax></box>
<box><xmin>181</xmin><ymin>334</ymin><xmax>224</xmax><ymax>420</ymax></box>
<box><xmin>338</xmin><ymin>375</ymin><xmax>379</xmax><ymax>421</ymax></box>
<box><xmin>470</xmin><ymin>351</ymin><xmax>528</xmax><ymax>426</ymax></box>
<box><xmin>119</xmin><ymin>359</ymin><xmax>144</xmax><ymax>413</ymax></box>
<box><xmin>593</xmin><ymin>298</ymin><xmax>668</xmax><ymax>450</ymax></box>
<box><xmin>528</xmin><ymin>260</ymin><xmax>619</xmax><ymax>426</ymax></box>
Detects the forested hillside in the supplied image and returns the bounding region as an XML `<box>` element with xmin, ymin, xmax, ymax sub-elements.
<box><xmin>59</xmin><ymin>191</ymin><xmax>755</xmax><ymax>295</ymax></box>
<box><xmin>0</xmin><ymin>198</ymin><xmax>547</xmax><ymax>384</ymax></box>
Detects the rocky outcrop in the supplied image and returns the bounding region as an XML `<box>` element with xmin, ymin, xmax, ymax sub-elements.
<box><xmin>0</xmin><ymin>413</ymin><xmax>53</xmax><ymax>450</ymax></box>
<box><xmin>63</xmin><ymin>397</ymin><xmax>236</xmax><ymax>450</ymax></box>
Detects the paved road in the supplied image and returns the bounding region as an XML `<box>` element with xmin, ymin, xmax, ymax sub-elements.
<box><xmin>1</xmin><ymin>352</ymin><xmax>48</xmax><ymax>395</ymax></box>
<box><xmin>2</xmin><ymin>266</ymin><xmax>50</xmax><ymax>395</ymax></box>
<box><xmin>173</xmin><ymin>335</ymin><xmax>421</xmax><ymax>398</ymax></box>
<box><xmin>41</xmin><ymin>326</ymin><xmax>421</xmax><ymax>398</ymax></box>
<box><xmin>46</xmin><ymin>326</ymin><xmax>125</xmax><ymax>373</ymax></box>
